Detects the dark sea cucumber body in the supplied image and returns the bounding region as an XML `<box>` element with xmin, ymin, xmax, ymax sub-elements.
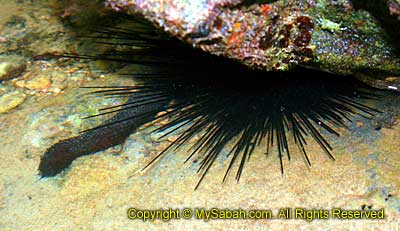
<box><xmin>39</xmin><ymin>93</ymin><xmax>167</xmax><ymax>177</ymax></box>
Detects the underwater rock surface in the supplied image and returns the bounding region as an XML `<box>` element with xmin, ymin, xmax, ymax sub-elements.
<box><xmin>106</xmin><ymin>0</ymin><xmax>400</xmax><ymax>90</ymax></box>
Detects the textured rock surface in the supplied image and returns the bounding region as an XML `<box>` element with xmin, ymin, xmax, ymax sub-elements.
<box><xmin>0</xmin><ymin>55</ymin><xmax>26</xmax><ymax>81</ymax></box>
<box><xmin>0</xmin><ymin>90</ymin><xmax>27</xmax><ymax>114</ymax></box>
<box><xmin>106</xmin><ymin>0</ymin><xmax>400</xmax><ymax>79</ymax></box>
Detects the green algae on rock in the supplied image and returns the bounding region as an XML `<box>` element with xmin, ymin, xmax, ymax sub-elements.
<box><xmin>105</xmin><ymin>0</ymin><xmax>400</xmax><ymax>90</ymax></box>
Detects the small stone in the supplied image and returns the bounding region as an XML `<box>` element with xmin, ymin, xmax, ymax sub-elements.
<box><xmin>0</xmin><ymin>91</ymin><xmax>27</xmax><ymax>114</ymax></box>
<box><xmin>24</xmin><ymin>76</ymin><xmax>51</xmax><ymax>90</ymax></box>
<box><xmin>0</xmin><ymin>55</ymin><xmax>26</xmax><ymax>81</ymax></box>
<box><xmin>0</xmin><ymin>85</ymin><xmax>6</xmax><ymax>96</ymax></box>
<box><xmin>14</xmin><ymin>80</ymin><xmax>26</xmax><ymax>88</ymax></box>
<box><xmin>52</xmin><ymin>72</ymin><xmax>67</xmax><ymax>82</ymax></box>
<box><xmin>50</xmin><ymin>87</ymin><xmax>62</xmax><ymax>95</ymax></box>
<box><xmin>50</xmin><ymin>72</ymin><xmax>67</xmax><ymax>91</ymax></box>
<box><xmin>65</xmin><ymin>67</ymin><xmax>80</xmax><ymax>73</ymax></box>
<box><xmin>0</xmin><ymin>84</ymin><xmax>15</xmax><ymax>96</ymax></box>
<box><xmin>156</xmin><ymin>111</ymin><xmax>167</xmax><ymax>117</ymax></box>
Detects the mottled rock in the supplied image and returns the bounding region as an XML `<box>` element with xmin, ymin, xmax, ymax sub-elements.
<box><xmin>106</xmin><ymin>0</ymin><xmax>400</xmax><ymax>90</ymax></box>
<box><xmin>0</xmin><ymin>84</ymin><xmax>14</xmax><ymax>96</ymax></box>
<box><xmin>0</xmin><ymin>90</ymin><xmax>27</xmax><ymax>114</ymax></box>
<box><xmin>0</xmin><ymin>55</ymin><xmax>26</xmax><ymax>81</ymax></box>
<box><xmin>24</xmin><ymin>75</ymin><xmax>52</xmax><ymax>91</ymax></box>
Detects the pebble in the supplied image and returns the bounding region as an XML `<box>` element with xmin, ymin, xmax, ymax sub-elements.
<box><xmin>0</xmin><ymin>55</ymin><xmax>26</xmax><ymax>81</ymax></box>
<box><xmin>24</xmin><ymin>76</ymin><xmax>52</xmax><ymax>90</ymax></box>
<box><xmin>0</xmin><ymin>86</ymin><xmax>5</xmax><ymax>96</ymax></box>
<box><xmin>0</xmin><ymin>90</ymin><xmax>27</xmax><ymax>113</ymax></box>
<box><xmin>50</xmin><ymin>72</ymin><xmax>67</xmax><ymax>91</ymax></box>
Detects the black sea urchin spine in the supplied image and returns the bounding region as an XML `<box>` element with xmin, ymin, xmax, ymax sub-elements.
<box><xmin>39</xmin><ymin>14</ymin><xmax>382</xmax><ymax>189</ymax></box>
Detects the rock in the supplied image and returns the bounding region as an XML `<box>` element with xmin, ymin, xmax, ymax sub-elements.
<box><xmin>24</xmin><ymin>75</ymin><xmax>51</xmax><ymax>90</ymax></box>
<box><xmin>105</xmin><ymin>0</ymin><xmax>400</xmax><ymax>88</ymax></box>
<box><xmin>0</xmin><ymin>55</ymin><xmax>26</xmax><ymax>81</ymax></box>
<box><xmin>0</xmin><ymin>85</ymin><xmax>6</xmax><ymax>96</ymax></box>
<box><xmin>0</xmin><ymin>90</ymin><xmax>27</xmax><ymax>114</ymax></box>
<box><xmin>0</xmin><ymin>84</ymin><xmax>14</xmax><ymax>96</ymax></box>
